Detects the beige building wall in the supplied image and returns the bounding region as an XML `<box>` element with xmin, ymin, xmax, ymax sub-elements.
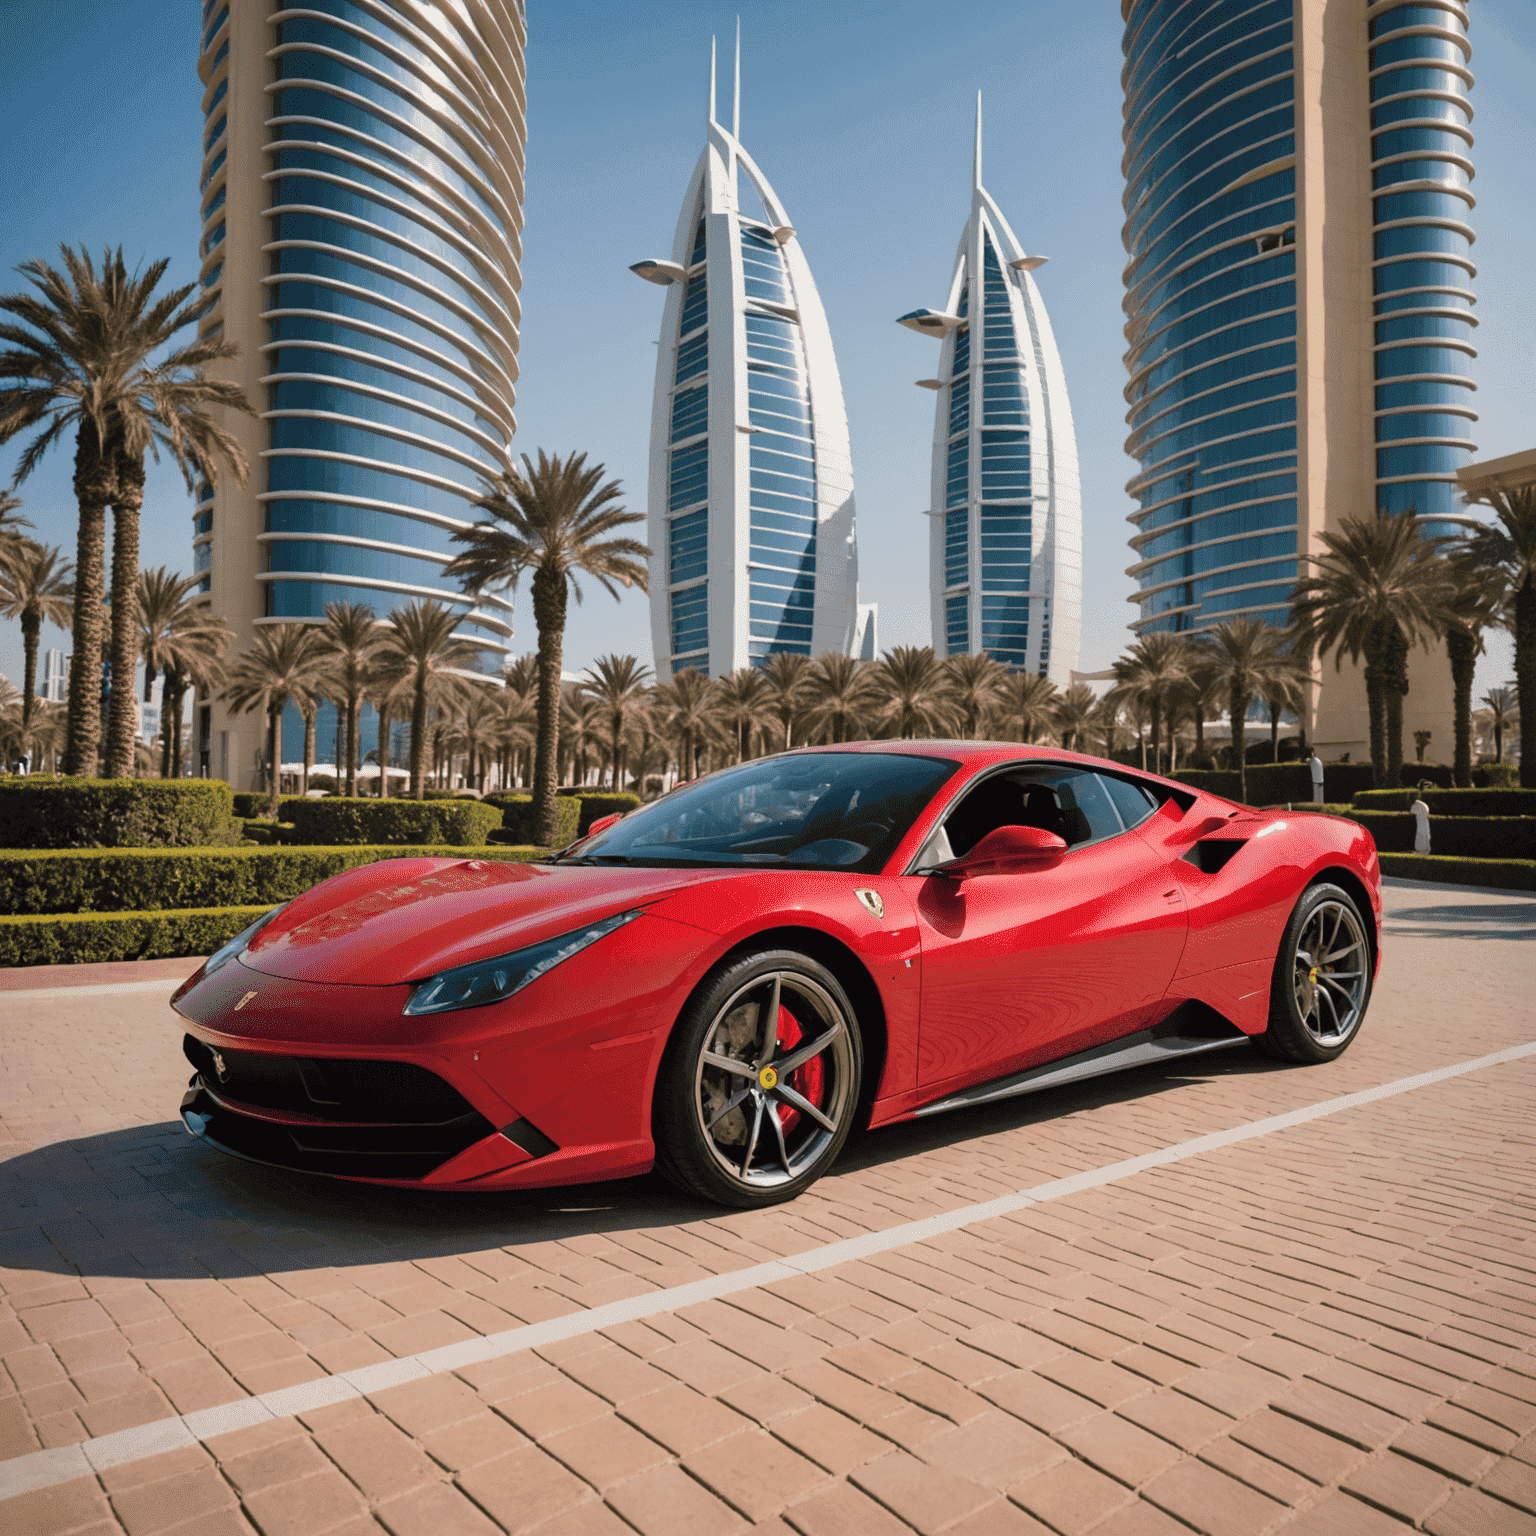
<box><xmin>1293</xmin><ymin>0</ymin><xmax>1460</xmax><ymax>765</ymax></box>
<box><xmin>195</xmin><ymin>2</ymin><xmax>271</xmax><ymax>787</ymax></box>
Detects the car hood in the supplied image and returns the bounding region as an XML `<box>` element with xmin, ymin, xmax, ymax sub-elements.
<box><xmin>240</xmin><ymin>857</ymin><xmax>738</xmax><ymax>986</ymax></box>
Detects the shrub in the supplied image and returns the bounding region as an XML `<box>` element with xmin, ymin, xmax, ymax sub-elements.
<box><xmin>484</xmin><ymin>793</ymin><xmax>581</xmax><ymax>847</ymax></box>
<box><xmin>282</xmin><ymin>797</ymin><xmax>502</xmax><ymax>846</ymax></box>
<box><xmin>1352</xmin><ymin>787</ymin><xmax>1536</xmax><ymax>817</ymax></box>
<box><xmin>566</xmin><ymin>793</ymin><xmax>643</xmax><ymax>836</ymax></box>
<box><xmin>1330</xmin><ymin>812</ymin><xmax>1536</xmax><ymax>859</ymax></box>
<box><xmin>1377</xmin><ymin>853</ymin><xmax>1536</xmax><ymax>892</ymax></box>
<box><xmin>0</xmin><ymin>904</ymin><xmax>275</xmax><ymax>967</ymax></box>
<box><xmin>1476</xmin><ymin>763</ymin><xmax>1520</xmax><ymax>788</ymax></box>
<box><xmin>1173</xmin><ymin>762</ymin><xmax>1375</xmax><ymax>806</ymax></box>
<box><xmin>0</xmin><ymin>778</ymin><xmax>240</xmax><ymax>849</ymax></box>
<box><xmin>0</xmin><ymin>845</ymin><xmax>544</xmax><ymax>917</ymax></box>
<box><xmin>232</xmin><ymin>793</ymin><xmax>265</xmax><ymax>818</ymax></box>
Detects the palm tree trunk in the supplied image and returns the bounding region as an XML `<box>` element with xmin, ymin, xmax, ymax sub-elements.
<box><xmin>266</xmin><ymin>705</ymin><xmax>281</xmax><ymax>818</ymax></box>
<box><xmin>160</xmin><ymin>676</ymin><xmax>173</xmax><ymax>779</ymax></box>
<box><xmin>1268</xmin><ymin>701</ymin><xmax>1281</xmax><ymax>763</ymax></box>
<box><xmin>1447</xmin><ymin>628</ymin><xmax>1475</xmax><ymax>788</ymax></box>
<box><xmin>611</xmin><ymin>711</ymin><xmax>624</xmax><ymax>794</ymax></box>
<box><xmin>105</xmin><ymin>452</ymin><xmax>145</xmax><ymax>778</ymax></box>
<box><xmin>302</xmin><ymin>706</ymin><xmax>316</xmax><ymax>795</ymax></box>
<box><xmin>64</xmin><ymin>423</ymin><xmax>114</xmax><ymax>777</ymax></box>
<box><xmin>1232</xmin><ymin>686</ymin><xmax>1250</xmax><ymax>804</ymax></box>
<box><xmin>1517</xmin><ymin>579</ymin><xmax>1536</xmax><ymax>789</ymax></box>
<box><xmin>170</xmin><ymin>678</ymin><xmax>185</xmax><ymax>778</ymax></box>
<box><xmin>530</xmin><ymin>565</ymin><xmax>567</xmax><ymax>844</ymax></box>
<box><xmin>346</xmin><ymin>693</ymin><xmax>360</xmax><ymax>797</ymax></box>
<box><xmin>1383</xmin><ymin>622</ymin><xmax>1409</xmax><ymax>787</ymax></box>
<box><xmin>21</xmin><ymin>613</ymin><xmax>39</xmax><ymax>733</ymax></box>
<box><xmin>377</xmin><ymin>701</ymin><xmax>392</xmax><ymax>797</ymax></box>
<box><xmin>410</xmin><ymin>676</ymin><xmax>429</xmax><ymax>799</ymax></box>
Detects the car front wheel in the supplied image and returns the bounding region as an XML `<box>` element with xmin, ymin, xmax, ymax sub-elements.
<box><xmin>1260</xmin><ymin>882</ymin><xmax>1372</xmax><ymax>1063</ymax></box>
<box><xmin>653</xmin><ymin>949</ymin><xmax>862</xmax><ymax>1207</ymax></box>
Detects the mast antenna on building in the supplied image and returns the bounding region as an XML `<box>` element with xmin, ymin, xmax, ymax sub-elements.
<box><xmin>708</xmin><ymin>36</ymin><xmax>716</xmax><ymax>125</ymax></box>
<box><xmin>974</xmin><ymin>90</ymin><xmax>983</xmax><ymax>191</ymax></box>
<box><xmin>733</xmin><ymin>18</ymin><xmax>741</xmax><ymax>139</ymax></box>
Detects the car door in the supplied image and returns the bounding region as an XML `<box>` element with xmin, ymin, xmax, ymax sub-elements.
<box><xmin>911</xmin><ymin>765</ymin><xmax>1189</xmax><ymax>1091</ymax></box>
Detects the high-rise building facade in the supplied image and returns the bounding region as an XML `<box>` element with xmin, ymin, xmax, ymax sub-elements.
<box><xmin>1120</xmin><ymin>0</ymin><xmax>1475</xmax><ymax>752</ymax></box>
<box><xmin>193</xmin><ymin>0</ymin><xmax>526</xmax><ymax>781</ymax></box>
<box><xmin>632</xmin><ymin>46</ymin><xmax>870</xmax><ymax>683</ymax></box>
<box><xmin>898</xmin><ymin>106</ymin><xmax>1082</xmax><ymax>687</ymax></box>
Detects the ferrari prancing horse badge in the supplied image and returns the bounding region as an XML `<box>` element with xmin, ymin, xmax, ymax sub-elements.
<box><xmin>854</xmin><ymin>889</ymin><xmax>884</xmax><ymax>920</ymax></box>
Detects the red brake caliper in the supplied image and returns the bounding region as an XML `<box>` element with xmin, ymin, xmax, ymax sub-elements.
<box><xmin>774</xmin><ymin>1005</ymin><xmax>823</xmax><ymax>1133</ymax></box>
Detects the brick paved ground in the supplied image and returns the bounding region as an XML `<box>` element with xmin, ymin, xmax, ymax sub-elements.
<box><xmin>1</xmin><ymin>876</ymin><xmax>1533</xmax><ymax>1535</ymax></box>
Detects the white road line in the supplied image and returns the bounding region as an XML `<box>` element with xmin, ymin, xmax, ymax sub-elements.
<box><xmin>0</xmin><ymin>978</ymin><xmax>188</xmax><ymax>1002</ymax></box>
<box><xmin>2</xmin><ymin>1038</ymin><xmax>1532</xmax><ymax>1503</ymax></box>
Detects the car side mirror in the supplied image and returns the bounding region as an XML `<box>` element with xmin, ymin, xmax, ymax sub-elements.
<box><xmin>939</xmin><ymin>824</ymin><xmax>1067</xmax><ymax>879</ymax></box>
<box><xmin>585</xmin><ymin>812</ymin><xmax>624</xmax><ymax>839</ymax></box>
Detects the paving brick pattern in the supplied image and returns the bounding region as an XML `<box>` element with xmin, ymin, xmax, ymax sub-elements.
<box><xmin>2</xmin><ymin>879</ymin><xmax>1534</xmax><ymax>1533</ymax></box>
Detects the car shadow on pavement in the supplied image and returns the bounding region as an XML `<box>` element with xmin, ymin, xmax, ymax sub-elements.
<box><xmin>0</xmin><ymin>1047</ymin><xmax>1296</xmax><ymax>1283</ymax></box>
<box><xmin>1383</xmin><ymin>898</ymin><xmax>1536</xmax><ymax>942</ymax></box>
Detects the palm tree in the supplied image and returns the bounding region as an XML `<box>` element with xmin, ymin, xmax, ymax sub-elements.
<box><xmin>715</xmin><ymin>667</ymin><xmax>775</xmax><ymax>762</ymax></box>
<box><xmin>221</xmin><ymin>624</ymin><xmax>328</xmax><ymax>816</ymax></box>
<box><xmin>139</xmin><ymin>567</ymin><xmax>232</xmax><ymax>778</ymax></box>
<box><xmin>0</xmin><ymin>247</ymin><xmax>252</xmax><ymax>777</ymax></box>
<box><xmin>653</xmin><ymin>667</ymin><xmax>718</xmax><ymax>782</ymax></box>
<box><xmin>1482</xmin><ymin>686</ymin><xmax>1515</xmax><ymax>764</ymax></box>
<box><xmin>368</xmin><ymin>669</ymin><xmax>411</xmax><ymax>798</ymax></box>
<box><xmin>944</xmin><ymin>652</ymin><xmax>1008</xmax><ymax>739</ymax></box>
<box><xmin>316</xmin><ymin>600</ymin><xmax>380</xmax><ymax>797</ymax></box>
<box><xmin>582</xmin><ymin>653</ymin><xmax>652</xmax><ymax>789</ymax></box>
<box><xmin>1441</xmin><ymin>561</ymin><xmax>1504</xmax><ymax>787</ymax></box>
<box><xmin>372</xmin><ymin>600</ymin><xmax>479</xmax><ymax>799</ymax></box>
<box><xmin>1053</xmin><ymin>683</ymin><xmax>1098</xmax><ymax>753</ymax></box>
<box><xmin>0</xmin><ymin>492</ymin><xmax>32</xmax><ymax>564</ymax></box>
<box><xmin>762</xmin><ymin>652</ymin><xmax>810</xmax><ymax>750</ymax></box>
<box><xmin>1198</xmin><ymin>618</ymin><xmax>1296</xmax><ymax>804</ymax></box>
<box><xmin>494</xmin><ymin>685</ymin><xmax>536</xmax><ymax>790</ymax></box>
<box><xmin>802</xmin><ymin>653</ymin><xmax>874</xmax><ymax>744</ymax></box>
<box><xmin>446</xmin><ymin>451</ymin><xmax>648</xmax><ymax>842</ymax></box>
<box><xmin>1290</xmin><ymin>508</ymin><xmax>1451</xmax><ymax>786</ymax></box>
<box><xmin>1112</xmin><ymin>633</ymin><xmax>1191</xmax><ymax>775</ymax></box>
<box><xmin>0</xmin><ymin>540</ymin><xmax>73</xmax><ymax>733</ymax></box>
<box><xmin>1458</xmin><ymin>483</ymin><xmax>1536</xmax><ymax>787</ymax></box>
<box><xmin>994</xmin><ymin>670</ymin><xmax>1059</xmax><ymax>744</ymax></box>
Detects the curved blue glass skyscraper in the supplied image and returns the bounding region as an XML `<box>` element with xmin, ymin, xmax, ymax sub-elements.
<box><xmin>1119</xmin><ymin>0</ymin><xmax>1475</xmax><ymax>758</ymax></box>
<box><xmin>194</xmin><ymin>0</ymin><xmax>525</xmax><ymax>781</ymax></box>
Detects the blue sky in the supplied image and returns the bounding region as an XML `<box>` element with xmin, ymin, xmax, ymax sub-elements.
<box><xmin>2</xmin><ymin>0</ymin><xmax>1531</xmax><ymax>695</ymax></box>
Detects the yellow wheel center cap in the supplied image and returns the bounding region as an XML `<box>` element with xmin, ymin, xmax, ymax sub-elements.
<box><xmin>1308</xmin><ymin>966</ymin><xmax>1319</xmax><ymax>985</ymax></box>
<box><xmin>758</xmin><ymin>1065</ymin><xmax>779</xmax><ymax>1091</ymax></box>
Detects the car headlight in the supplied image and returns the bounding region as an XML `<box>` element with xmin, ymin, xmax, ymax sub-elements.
<box><xmin>205</xmin><ymin>902</ymin><xmax>292</xmax><ymax>976</ymax></box>
<box><xmin>403</xmin><ymin>909</ymin><xmax>642</xmax><ymax>1017</ymax></box>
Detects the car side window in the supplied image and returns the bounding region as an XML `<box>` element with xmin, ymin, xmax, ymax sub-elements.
<box><xmin>1099</xmin><ymin>773</ymin><xmax>1158</xmax><ymax>831</ymax></box>
<box><xmin>934</xmin><ymin>765</ymin><xmax>1127</xmax><ymax>858</ymax></box>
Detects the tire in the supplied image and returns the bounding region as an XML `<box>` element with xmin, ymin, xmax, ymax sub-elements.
<box><xmin>1259</xmin><ymin>882</ymin><xmax>1373</xmax><ymax>1063</ymax></box>
<box><xmin>653</xmin><ymin>948</ymin><xmax>863</xmax><ymax>1208</ymax></box>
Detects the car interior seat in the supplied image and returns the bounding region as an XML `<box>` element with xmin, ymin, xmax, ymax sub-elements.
<box><xmin>1018</xmin><ymin>783</ymin><xmax>1069</xmax><ymax>842</ymax></box>
<box><xmin>945</xmin><ymin>777</ymin><xmax>1028</xmax><ymax>857</ymax></box>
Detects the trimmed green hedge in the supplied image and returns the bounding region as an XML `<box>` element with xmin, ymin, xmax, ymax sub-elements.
<box><xmin>1378</xmin><ymin>853</ymin><xmax>1536</xmax><ymax>892</ymax></box>
<box><xmin>0</xmin><ymin>778</ymin><xmax>241</xmax><ymax>849</ymax></box>
<box><xmin>563</xmin><ymin>792</ymin><xmax>642</xmax><ymax>836</ymax></box>
<box><xmin>283</xmin><ymin>797</ymin><xmax>501</xmax><ymax>846</ymax></box>
<box><xmin>484</xmin><ymin>793</ymin><xmax>581</xmax><ymax>847</ymax></box>
<box><xmin>1391</xmin><ymin>763</ymin><xmax>1521</xmax><ymax>789</ymax></box>
<box><xmin>1174</xmin><ymin>762</ymin><xmax>1377</xmax><ymax>806</ymax></box>
<box><xmin>0</xmin><ymin>905</ymin><xmax>275</xmax><ymax>968</ymax></box>
<box><xmin>1329</xmin><ymin>812</ymin><xmax>1536</xmax><ymax>860</ymax></box>
<box><xmin>1353</xmin><ymin>788</ymin><xmax>1536</xmax><ymax>817</ymax></box>
<box><xmin>0</xmin><ymin>844</ymin><xmax>543</xmax><ymax>917</ymax></box>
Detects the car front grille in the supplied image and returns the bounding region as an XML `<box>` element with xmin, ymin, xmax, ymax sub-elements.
<box><xmin>181</xmin><ymin>1034</ymin><xmax>494</xmax><ymax>1180</ymax></box>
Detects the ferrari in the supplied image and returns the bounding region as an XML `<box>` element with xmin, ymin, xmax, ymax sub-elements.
<box><xmin>173</xmin><ymin>744</ymin><xmax>1381</xmax><ymax>1207</ymax></box>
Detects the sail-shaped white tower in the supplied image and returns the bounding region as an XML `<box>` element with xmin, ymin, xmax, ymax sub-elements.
<box><xmin>632</xmin><ymin>36</ymin><xmax>871</xmax><ymax>681</ymax></box>
<box><xmin>899</xmin><ymin>99</ymin><xmax>1081</xmax><ymax>684</ymax></box>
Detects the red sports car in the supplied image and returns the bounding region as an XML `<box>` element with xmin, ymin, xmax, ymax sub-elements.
<box><xmin>173</xmin><ymin>744</ymin><xmax>1381</xmax><ymax>1207</ymax></box>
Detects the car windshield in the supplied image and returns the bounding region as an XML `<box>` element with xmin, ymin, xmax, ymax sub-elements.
<box><xmin>553</xmin><ymin>751</ymin><xmax>958</xmax><ymax>873</ymax></box>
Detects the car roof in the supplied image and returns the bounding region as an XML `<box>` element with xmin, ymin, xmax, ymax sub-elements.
<box><xmin>785</xmin><ymin>740</ymin><xmax>1177</xmax><ymax>786</ymax></box>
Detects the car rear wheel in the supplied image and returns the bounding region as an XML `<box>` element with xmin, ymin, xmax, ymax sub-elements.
<box><xmin>653</xmin><ymin>949</ymin><xmax>862</xmax><ymax>1207</ymax></box>
<box><xmin>1259</xmin><ymin>882</ymin><xmax>1372</xmax><ymax>1063</ymax></box>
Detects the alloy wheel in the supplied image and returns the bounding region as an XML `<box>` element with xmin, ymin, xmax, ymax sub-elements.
<box><xmin>692</xmin><ymin>968</ymin><xmax>855</xmax><ymax>1192</ymax></box>
<box><xmin>1291</xmin><ymin>897</ymin><xmax>1369</xmax><ymax>1047</ymax></box>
